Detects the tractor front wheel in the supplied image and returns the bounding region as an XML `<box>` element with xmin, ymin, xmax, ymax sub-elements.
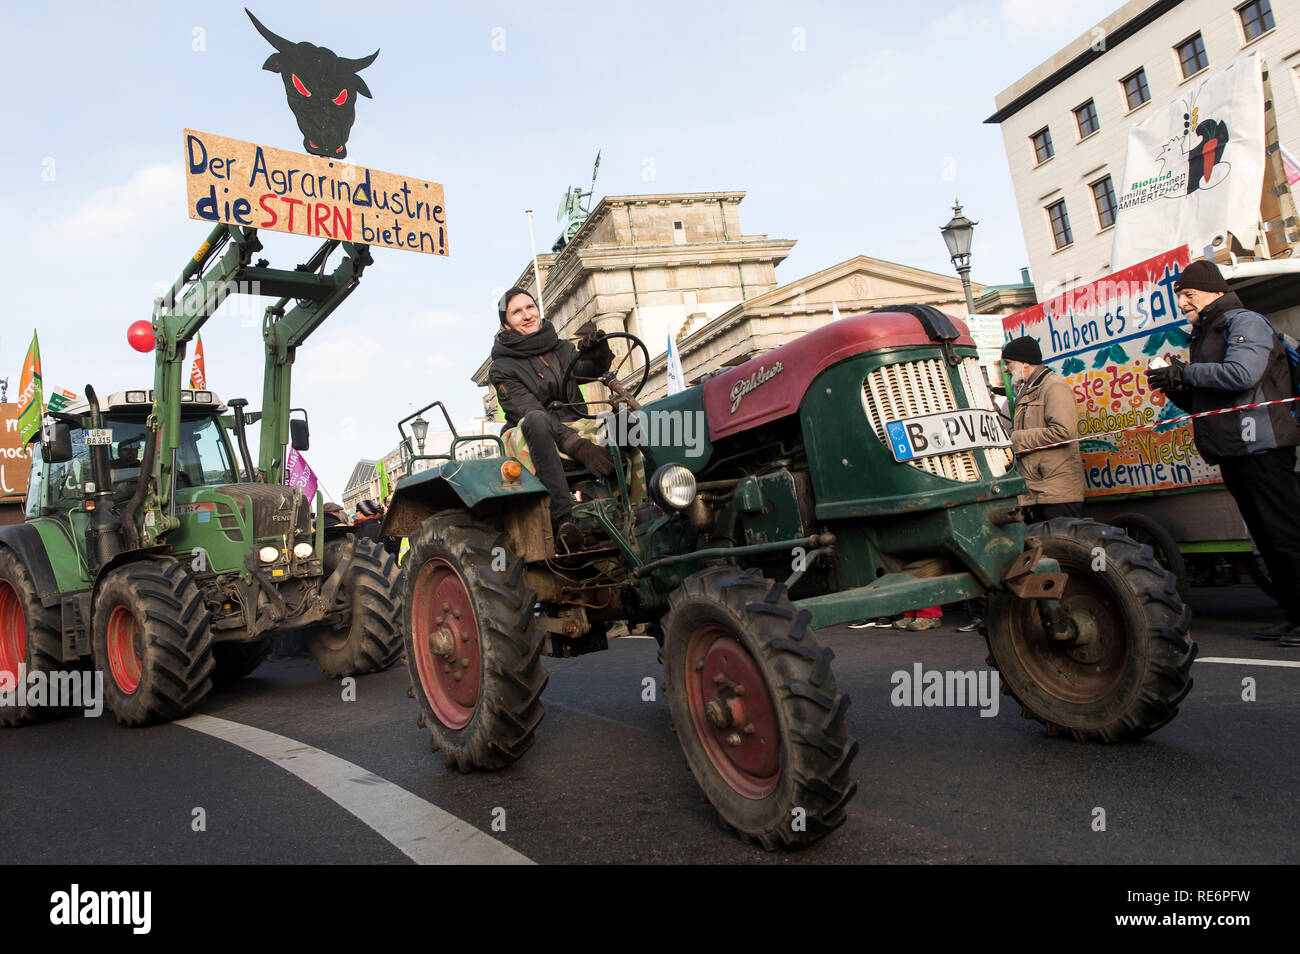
<box><xmin>92</xmin><ymin>559</ymin><xmax>215</xmax><ymax>726</ymax></box>
<box><xmin>303</xmin><ymin>536</ymin><xmax>404</xmax><ymax>677</ymax></box>
<box><xmin>662</xmin><ymin>566</ymin><xmax>858</xmax><ymax>849</ymax></box>
<box><xmin>984</xmin><ymin>518</ymin><xmax>1196</xmax><ymax>742</ymax></box>
<box><xmin>404</xmin><ymin>515</ymin><xmax>547</xmax><ymax>771</ymax></box>
<box><xmin>0</xmin><ymin>547</ymin><xmax>70</xmax><ymax>726</ymax></box>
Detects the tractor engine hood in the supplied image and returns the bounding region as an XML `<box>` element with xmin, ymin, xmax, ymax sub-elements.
<box><xmin>701</xmin><ymin>309</ymin><xmax>974</xmax><ymax>441</ymax></box>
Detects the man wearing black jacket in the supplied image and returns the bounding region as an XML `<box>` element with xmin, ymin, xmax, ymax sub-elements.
<box><xmin>1146</xmin><ymin>259</ymin><xmax>1300</xmax><ymax>646</ymax></box>
<box><xmin>489</xmin><ymin>286</ymin><xmax>615</xmax><ymax>541</ymax></box>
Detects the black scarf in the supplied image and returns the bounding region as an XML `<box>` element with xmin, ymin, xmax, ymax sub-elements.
<box><xmin>491</xmin><ymin>320</ymin><xmax>559</xmax><ymax>359</ymax></box>
<box><xmin>1194</xmin><ymin>291</ymin><xmax>1244</xmax><ymax>331</ymax></box>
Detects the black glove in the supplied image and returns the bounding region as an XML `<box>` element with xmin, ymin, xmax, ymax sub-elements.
<box><xmin>569</xmin><ymin>438</ymin><xmax>616</xmax><ymax>477</ymax></box>
<box><xmin>576</xmin><ymin>327</ymin><xmax>615</xmax><ymax>368</ymax></box>
<box><xmin>1145</xmin><ymin>356</ymin><xmax>1186</xmax><ymax>391</ymax></box>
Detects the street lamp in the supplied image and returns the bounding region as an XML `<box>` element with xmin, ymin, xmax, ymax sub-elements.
<box><xmin>940</xmin><ymin>199</ymin><xmax>979</xmax><ymax>316</ymax></box>
<box><xmin>411</xmin><ymin>412</ymin><xmax>428</xmax><ymax>454</ymax></box>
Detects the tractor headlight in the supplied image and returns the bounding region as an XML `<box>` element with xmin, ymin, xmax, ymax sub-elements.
<box><xmin>651</xmin><ymin>464</ymin><xmax>697</xmax><ymax>511</ymax></box>
<box><xmin>292</xmin><ymin>542</ymin><xmax>314</xmax><ymax>559</ymax></box>
<box><xmin>259</xmin><ymin>546</ymin><xmax>280</xmax><ymax>564</ymax></box>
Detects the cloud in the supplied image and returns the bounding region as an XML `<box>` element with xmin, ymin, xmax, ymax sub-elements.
<box><xmin>38</xmin><ymin>163</ymin><xmax>184</xmax><ymax>253</ymax></box>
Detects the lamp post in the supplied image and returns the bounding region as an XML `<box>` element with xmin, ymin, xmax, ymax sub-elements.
<box><xmin>411</xmin><ymin>412</ymin><xmax>428</xmax><ymax>455</ymax></box>
<box><xmin>940</xmin><ymin>199</ymin><xmax>978</xmax><ymax>316</ymax></box>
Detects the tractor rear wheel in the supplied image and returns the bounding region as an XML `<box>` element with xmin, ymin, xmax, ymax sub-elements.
<box><xmin>404</xmin><ymin>514</ymin><xmax>547</xmax><ymax>771</ymax></box>
<box><xmin>984</xmin><ymin>518</ymin><xmax>1196</xmax><ymax>742</ymax></box>
<box><xmin>303</xmin><ymin>536</ymin><xmax>404</xmax><ymax>678</ymax></box>
<box><xmin>93</xmin><ymin>560</ymin><xmax>215</xmax><ymax>726</ymax></box>
<box><xmin>662</xmin><ymin>566</ymin><xmax>858</xmax><ymax>849</ymax></box>
<box><xmin>0</xmin><ymin>547</ymin><xmax>71</xmax><ymax>726</ymax></box>
<box><xmin>212</xmin><ymin>639</ymin><xmax>271</xmax><ymax>685</ymax></box>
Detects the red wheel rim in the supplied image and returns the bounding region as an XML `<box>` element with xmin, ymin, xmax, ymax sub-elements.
<box><xmin>684</xmin><ymin>625</ymin><xmax>781</xmax><ymax>799</ymax></box>
<box><xmin>0</xmin><ymin>581</ymin><xmax>26</xmax><ymax>687</ymax></box>
<box><xmin>107</xmin><ymin>605</ymin><xmax>143</xmax><ymax>694</ymax></box>
<box><xmin>411</xmin><ymin>559</ymin><xmax>481</xmax><ymax>730</ymax></box>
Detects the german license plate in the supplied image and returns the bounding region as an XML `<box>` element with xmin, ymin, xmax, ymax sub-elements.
<box><xmin>84</xmin><ymin>429</ymin><xmax>113</xmax><ymax>446</ymax></box>
<box><xmin>885</xmin><ymin>410</ymin><xmax>1008</xmax><ymax>462</ymax></box>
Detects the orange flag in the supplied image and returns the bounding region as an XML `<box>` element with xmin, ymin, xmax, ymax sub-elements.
<box><xmin>189</xmin><ymin>334</ymin><xmax>207</xmax><ymax>390</ymax></box>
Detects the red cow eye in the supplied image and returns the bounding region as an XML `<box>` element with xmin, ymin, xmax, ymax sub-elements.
<box><xmin>292</xmin><ymin>74</ymin><xmax>311</xmax><ymax>97</ymax></box>
<box><xmin>333</xmin><ymin>89</ymin><xmax>348</xmax><ymax>106</ymax></box>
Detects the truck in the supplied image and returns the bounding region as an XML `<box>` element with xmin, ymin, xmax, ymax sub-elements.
<box><xmin>382</xmin><ymin>311</ymin><xmax>1195</xmax><ymax>849</ymax></box>
<box><xmin>0</xmin><ymin>224</ymin><xmax>404</xmax><ymax>727</ymax></box>
<box><xmin>1002</xmin><ymin>248</ymin><xmax>1300</xmax><ymax>598</ymax></box>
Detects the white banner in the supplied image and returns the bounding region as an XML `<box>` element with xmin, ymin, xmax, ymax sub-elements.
<box><xmin>1110</xmin><ymin>52</ymin><xmax>1266</xmax><ymax>271</ymax></box>
<box><xmin>666</xmin><ymin>332</ymin><xmax>686</xmax><ymax>395</ymax></box>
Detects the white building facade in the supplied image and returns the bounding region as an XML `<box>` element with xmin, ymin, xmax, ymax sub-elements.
<box><xmin>988</xmin><ymin>0</ymin><xmax>1300</xmax><ymax>298</ymax></box>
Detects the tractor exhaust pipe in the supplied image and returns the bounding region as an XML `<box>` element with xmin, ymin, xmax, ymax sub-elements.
<box><xmin>82</xmin><ymin>385</ymin><xmax>126</xmax><ymax>570</ymax></box>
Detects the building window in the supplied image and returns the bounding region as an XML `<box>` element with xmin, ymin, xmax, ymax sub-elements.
<box><xmin>1091</xmin><ymin>176</ymin><xmax>1118</xmax><ymax>230</ymax></box>
<box><xmin>1122</xmin><ymin>68</ymin><xmax>1151</xmax><ymax>110</ymax></box>
<box><xmin>1074</xmin><ymin>99</ymin><xmax>1100</xmax><ymax>138</ymax></box>
<box><xmin>1047</xmin><ymin>199</ymin><xmax>1073</xmax><ymax>249</ymax></box>
<box><xmin>672</xmin><ymin>219</ymin><xmax>686</xmax><ymax>245</ymax></box>
<box><xmin>1031</xmin><ymin>126</ymin><xmax>1054</xmax><ymax>164</ymax></box>
<box><xmin>1238</xmin><ymin>0</ymin><xmax>1275</xmax><ymax>42</ymax></box>
<box><xmin>1176</xmin><ymin>33</ymin><xmax>1208</xmax><ymax>79</ymax></box>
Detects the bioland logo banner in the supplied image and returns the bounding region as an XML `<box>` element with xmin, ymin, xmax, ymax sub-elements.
<box><xmin>1001</xmin><ymin>246</ymin><xmax>1224</xmax><ymax>497</ymax></box>
<box><xmin>1110</xmin><ymin>52</ymin><xmax>1266</xmax><ymax>270</ymax></box>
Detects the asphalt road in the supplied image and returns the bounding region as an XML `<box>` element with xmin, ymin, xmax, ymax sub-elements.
<box><xmin>2</xmin><ymin>583</ymin><xmax>1296</xmax><ymax>865</ymax></box>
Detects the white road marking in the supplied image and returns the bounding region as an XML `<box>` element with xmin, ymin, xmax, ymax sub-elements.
<box><xmin>1195</xmin><ymin>656</ymin><xmax>1300</xmax><ymax>669</ymax></box>
<box><xmin>175</xmin><ymin>714</ymin><xmax>533</xmax><ymax>865</ymax></box>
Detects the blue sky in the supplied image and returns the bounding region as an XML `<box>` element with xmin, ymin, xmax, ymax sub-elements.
<box><xmin>0</xmin><ymin>0</ymin><xmax>1117</xmax><ymax>495</ymax></box>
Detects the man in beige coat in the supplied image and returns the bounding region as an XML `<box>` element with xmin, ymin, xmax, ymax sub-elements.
<box><xmin>1002</xmin><ymin>336</ymin><xmax>1086</xmax><ymax>520</ymax></box>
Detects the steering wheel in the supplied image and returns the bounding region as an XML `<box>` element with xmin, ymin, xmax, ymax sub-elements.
<box><xmin>558</xmin><ymin>331</ymin><xmax>651</xmax><ymax>421</ymax></box>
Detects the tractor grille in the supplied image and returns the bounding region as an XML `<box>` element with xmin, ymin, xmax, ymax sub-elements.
<box><xmin>861</xmin><ymin>357</ymin><xmax>1013</xmax><ymax>482</ymax></box>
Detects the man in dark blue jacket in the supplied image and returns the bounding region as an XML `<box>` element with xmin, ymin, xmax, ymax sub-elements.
<box><xmin>1146</xmin><ymin>259</ymin><xmax>1300</xmax><ymax>645</ymax></box>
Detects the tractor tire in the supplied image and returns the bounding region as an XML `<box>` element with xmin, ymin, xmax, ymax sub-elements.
<box><xmin>661</xmin><ymin>566</ymin><xmax>859</xmax><ymax>849</ymax></box>
<box><xmin>983</xmin><ymin>518</ymin><xmax>1196</xmax><ymax>742</ymax></box>
<box><xmin>404</xmin><ymin>514</ymin><xmax>548</xmax><ymax>771</ymax></box>
<box><xmin>93</xmin><ymin>559</ymin><xmax>215</xmax><ymax>727</ymax></box>
<box><xmin>1108</xmin><ymin>511</ymin><xmax>1188</xmax><ymax>600</ymax></box>
<box><xmin>0</xmin><ymin>547</ymin><xmax>71</xmax><ymax>726</ymax></box>
<box><xmin>303</xmin><ymin>536</ymin><xmax>404</xmax><ymax>678</ymax></box>
<box><xmin>212</xmin><ymin>639</ymin><xmax>270</xmax><ymax>686</ymax></box>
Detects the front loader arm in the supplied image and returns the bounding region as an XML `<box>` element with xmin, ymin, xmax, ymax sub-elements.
<box><xmin>140</xmin><ymin>226</ymin><xmax>370</xmax><ymax>543</ymax></box>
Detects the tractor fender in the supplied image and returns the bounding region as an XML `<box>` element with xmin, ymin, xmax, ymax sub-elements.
<box><xmin>0</xmin><ymin>524</ymin><xmax>61</xmax><ymax>608</ymax></box>
<box><xmin>381</xmin><ymin>460</ymin><xmax>548</xmax><ymax>539</ymax></box>
<box><xmin>91</xmin><ymin>546</ymin><xmax>174</xmax><ymax>605</ymax></box>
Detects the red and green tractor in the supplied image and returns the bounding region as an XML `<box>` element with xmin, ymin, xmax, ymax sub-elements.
<box><xmin>382</xmin><ymin>306</ymin><xmax>1196</xmax><ymax>848</ymax></box>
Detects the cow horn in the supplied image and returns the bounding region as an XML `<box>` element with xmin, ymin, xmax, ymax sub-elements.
<box><xmin>245</xmin><ymin>8</ymin><xmax>292</xmax><ymax>53</ymax></box>
<box><xmin>340</xmin><ymin>49</ymin><xmax>380</xmax><ymax>72</ymax></box>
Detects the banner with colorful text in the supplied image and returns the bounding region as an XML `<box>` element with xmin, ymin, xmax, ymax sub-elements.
<box><xmin>15</xmin><ymin>332</ymin><xmax>41</xmax><ymax>444</ymax></box>
<box><xmin>1002</xmin><ymin>247</ymin><xmax>1221</xmax><ymax>497</ymax></box>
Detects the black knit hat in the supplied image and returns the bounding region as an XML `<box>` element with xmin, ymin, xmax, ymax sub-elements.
<box><xmin>1174</xmin><ymin>259</ymin><xmax>1230</xmax><ymax>293</ymax></box>
<box><xmin>497</xmin><ymin>286</ymin><xmax>536</xmax><ymax>325</ymax></box>
<box><xmin>1001</xmin><ymin>335</ymin><xmax>1042</xmax><ymax>365</ymax></box>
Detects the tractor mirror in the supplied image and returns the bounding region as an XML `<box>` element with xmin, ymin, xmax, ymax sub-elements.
<box><xmin>42</xmin><ymin>420</ymin><xmax>73</xmax><ymax>463</ymax></box>
<box><xmin>290</xmin><ymin>418</ymin><xmax>310</xmax><ymax>452</ymax></box>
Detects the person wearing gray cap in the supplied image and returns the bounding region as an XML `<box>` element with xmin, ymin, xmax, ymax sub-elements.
<box><xmin>1146</xmin><ymin>259</ymin><xmax>1300</xmax><ymax>646</ymax></box>
<box><xmin>1002</xmin><ymin>335</ymin><xmax>1086</xmax><ymax>521</ymax></box>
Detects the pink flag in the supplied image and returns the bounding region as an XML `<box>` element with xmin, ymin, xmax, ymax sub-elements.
<box><xmin>285</xmin><ymin>446</ymin><xmax>318</xmax><ymax>503</ymax></box>
<box><xmin>1284</xmin><ymin>146</ymin><xmax>1300</xmax><ymax>187</ymax></box>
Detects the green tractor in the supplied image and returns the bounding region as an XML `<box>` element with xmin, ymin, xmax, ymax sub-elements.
<box><xmin>383</xmin><ymin>307</ymin><xmax>1196</xmax><ymax>849</ymax></box>
<box><xmin>0</xmin><ymin>224</ymin><xmax>403</xmax><ymax>727</ymax></box>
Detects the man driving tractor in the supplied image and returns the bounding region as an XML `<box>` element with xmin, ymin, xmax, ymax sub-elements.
<box><xmin>489</xmin><ymin>286</ymin><xmax>616</xmax><ymax>548</ymax></box>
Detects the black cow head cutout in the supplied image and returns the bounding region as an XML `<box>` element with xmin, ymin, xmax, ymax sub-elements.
<box><xmin>246</xmin><ymin>8</ymin><xmax>378</xmax><ymax>160</ymax></box>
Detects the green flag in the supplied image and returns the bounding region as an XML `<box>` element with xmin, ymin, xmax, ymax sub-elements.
<box><xmin>375</xmin><ymin>459</ymin><xmax>390</xmax><ymax>501</ymax></box>
<box><xmin>16</xmin><ymin>331</ymin><xmax>42</xmax><ymax>444</ymax></box>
